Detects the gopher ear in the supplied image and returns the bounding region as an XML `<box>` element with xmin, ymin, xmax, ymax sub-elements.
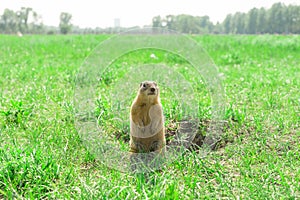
<box><xmin>139</xmin><ymin>82</ymin><xmax>143</xmax><ymax>87</ymax></box>
<box><xmin>153</xmin><ymin>81</ymin><xmax>157</xmax><ymax>86</ymax></box>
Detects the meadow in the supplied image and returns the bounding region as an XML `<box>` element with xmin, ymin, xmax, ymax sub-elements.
<box><xmin>0</xmin><ymin>34</ymin><xmax>299</xmax><ymax>199</ymax></box>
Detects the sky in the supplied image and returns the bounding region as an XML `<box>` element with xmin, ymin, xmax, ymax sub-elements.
<box><xmin>0</xmin><ymin>0</ymin><xmax>299</xmax><ymax>28</ymax></box>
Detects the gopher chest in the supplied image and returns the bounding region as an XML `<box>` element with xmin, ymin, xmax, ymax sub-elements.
<box><xmin>130</xmin><ymin>104</ymin><xmax>164</xmax><ymax>137</ymax></box>
<box><xmin>134</xmin><ymin>106</ymin><xmax>151</xmax><ymax>126</ymax></box>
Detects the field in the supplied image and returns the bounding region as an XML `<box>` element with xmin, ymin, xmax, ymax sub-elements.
<box><xmin>0</xmin><ymin>34</ymin><xmax>299</xmax><ymax>199</ymax></box>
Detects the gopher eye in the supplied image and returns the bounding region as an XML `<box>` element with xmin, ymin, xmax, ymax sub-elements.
<box><xmin>143</xmin><ymin>83</ymin><xmax>146</xmax><ymax>88</ymax></box>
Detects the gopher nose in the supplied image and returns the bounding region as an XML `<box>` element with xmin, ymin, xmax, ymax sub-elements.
<box><xmin>150</xmin><ymin>88</ymin><xmax>155</xmax><ymax>92</ymax></box>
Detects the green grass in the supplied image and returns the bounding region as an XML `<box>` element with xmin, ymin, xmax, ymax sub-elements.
<box><xmin>0</xmin><ymin>34</ymin><xmax>299</xmax><ymax>199</ymax></box>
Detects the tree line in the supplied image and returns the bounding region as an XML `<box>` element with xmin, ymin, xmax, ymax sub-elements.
<box><xmin>0</xmin><ymin>7</ymin><xmax>73</xmax><ymax>34</ymax></box>
<box><xmin>221</xmin><ymin>2</ymin><xmax>300</xmax><ymax>34</ymax></box>
<box><xmin>0</xmin><ymin>7</ymin><xmax>44</xmax><ymax>34</ymax></box>
<box><xmin>152</xmin><ymin>3</ymin><xmax>300</xmax><ymax>34</ymax></box>
<box><xmin>0</xmin><ymin>2</ymin><xmax>299</xmax><ymax>34</ymax></box>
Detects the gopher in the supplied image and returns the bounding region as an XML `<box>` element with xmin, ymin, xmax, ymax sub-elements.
<box><xmin>129</xmin><ymin>81</ymin><xmax>166</xmax><ymax>154</ymax></box>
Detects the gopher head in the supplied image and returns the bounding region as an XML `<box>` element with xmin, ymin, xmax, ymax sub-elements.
<box><xmin>139</xmin><ymin>81</ymin><xmax>159</xmax><ymax>98</ymax></box>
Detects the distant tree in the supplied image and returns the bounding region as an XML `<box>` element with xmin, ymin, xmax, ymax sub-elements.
<box><xmin>230</xmin><ymin>12</ymin><xmax>246</xmax><ymax>34</ymax></box>
<box><xmin>0</xmin><ymin>9</ymin><xmax>18</xmax><ymax>33</ymax></box>
<box><xmin>176</xmin><ymin>14</ymin><xmax>204</xmax><ymax>33</ymax></box>
<box><xmin>59</xmin><ymin>12</ymin><xmax>72</xmax><ymax>34</ymax></box>
<box><xmin>223</xmin><ymin>14</ymin><xmax>232</xmax><ymax>34</ymax></box>
<box><xmin>17</xmin><ymin>7</ymin><xmax>32</xmax><ymax>33</ymax></box>
<box><xmin>287</xmin><ymin>4</ymin><xmax>300</xmax><ymax>34</ymax></box>
<box><xmin>176</xmin><ymin>15</ymin><xmax>191</xmax><ymax>33</ymax></box>
<box><xmin>152</xmin><ymin>16</ymin><xmax>162</xmax><ymax>28</ymax></box>
<box><xmin>246</xmin><ymin>8</ymin><xmax>258</xmax><ymax>34</ymax></box>
<box><xmin>30</xmin><ymin>12</ymin><xmax>44</xmax><ymax>34</ymax></box>
<box><xmin>198</xmin><ymin>15</ymin><xmax>214</xmax><ymax>33</ymax></box>
<box><xmin>213</xmin><ymin>22</ymin><xmax>223</xmax><ymax>34</ymax></box>
<box><xmin>293</xmin><ymin>6</ymin><xmax>300</xmax><ymax>33</ymax></box>
<box><xmin>256</xmin><ymin>8</ymin><xmax>267</xmax><ymax>34</ymax></box>
<box><xmin>165</xmin><ymin>15</ymin><xmax>175</xmax><ymax>30</ymax></box>
<box><xmin>235</xmin><ymin>12</ymin><xmax>246</xmax><ymax>34</ymax></box>
<box><xmin>268</xmin><ymin>3</ymin><xmax>285</xmax><ymax>33</ymax></box>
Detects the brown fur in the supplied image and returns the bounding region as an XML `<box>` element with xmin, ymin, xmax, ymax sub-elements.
<box><xmin>130</xmin><ymin>81</ymin><xmax>166</xmax><ymax>153</ymax></box>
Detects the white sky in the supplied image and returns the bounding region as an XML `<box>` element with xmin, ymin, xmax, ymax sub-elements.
<box><xmin>0</xmin><ymin>0</ymin><xmax>299</xmax><ymax>28</ymax></box>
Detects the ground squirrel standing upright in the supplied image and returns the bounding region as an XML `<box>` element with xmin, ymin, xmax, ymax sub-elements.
<box><xmin>130</xmin><ymin>81</ymin><xmax>166</xmax><ymax>154</ymax></box>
